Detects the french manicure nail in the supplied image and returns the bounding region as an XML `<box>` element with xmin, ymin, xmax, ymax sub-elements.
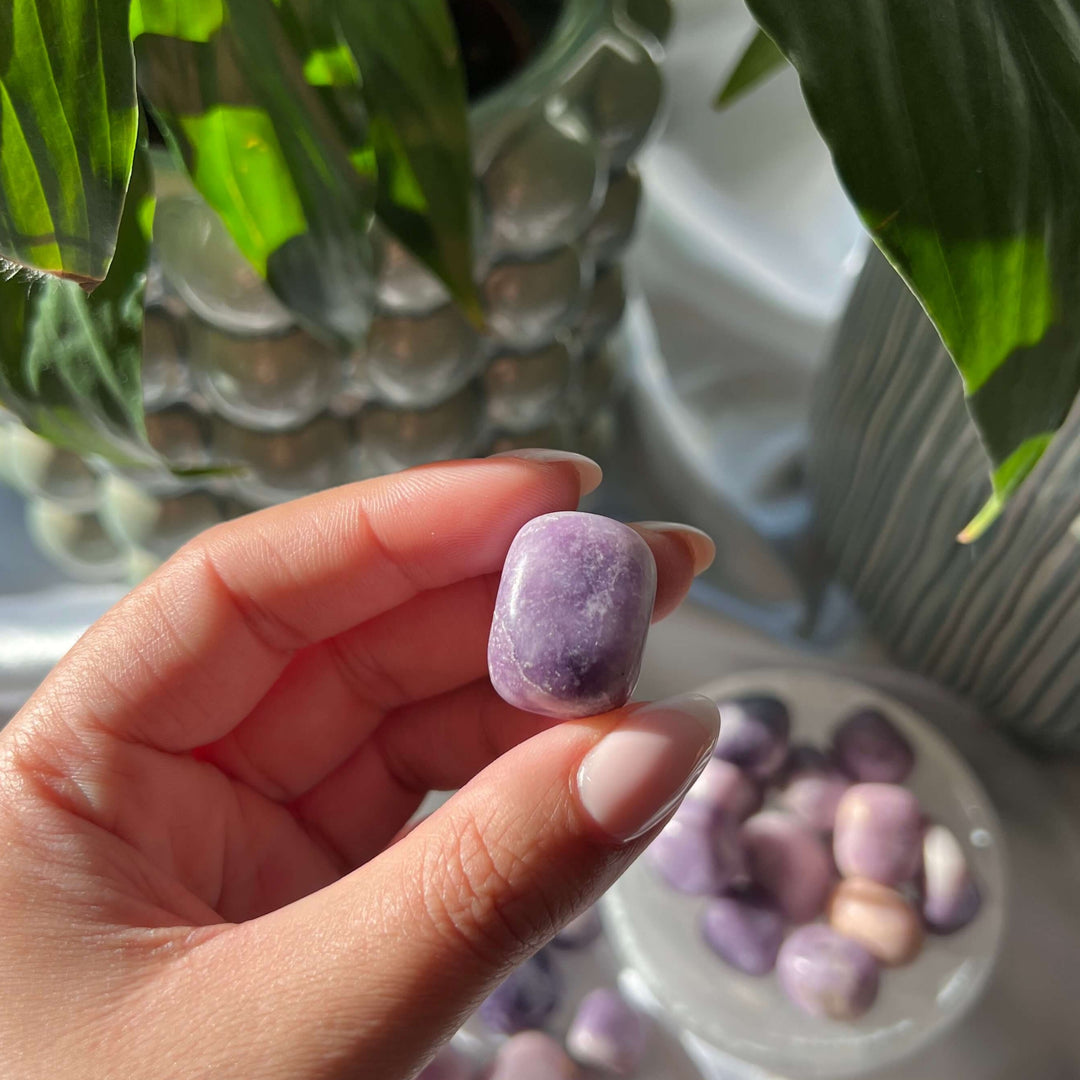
<box><xmin>633</xmin><ymin>522</ymin><xmax>716</xmax><ymax>575</ymax></box>
<box><xmin>576</xmin><ymin>694</ymin><xmax>721</xmax><ymax>843</ymax></box>
<box><xmin>489</xmin><ymin>448</ymin><xmax>603</xmax><ymax>497</ymax></box>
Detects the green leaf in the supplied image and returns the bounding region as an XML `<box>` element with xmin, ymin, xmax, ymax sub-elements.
<box><xmin>335</xmin><ymin>0</ymin><xmax>482</xmax><ymax>323</ymax></box>
<box><xmin>133</xmin><ymin>0</ymin><xmax>375</xmax><ymax>343</ymax></box>
<box><xmin>741</xmin><ymin>0</ymin><xmax>1080</xmax><ymax>533</ymax></box>
<box><xmin>0</xmin><ymin>0</ymin><xmax>138</xmax><ymax>283</ymax></box>
<box><xmin>715</xmin><ymin>30</ymin><xmax>788</xmax><ymax>109</ymax></box>
<box><xmin>1</xmin><ymin>145</ymin><xmax>155</xmax><ymax>468</ymax></box>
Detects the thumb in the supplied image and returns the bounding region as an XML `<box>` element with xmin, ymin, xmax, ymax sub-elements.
<box><xmin>190</xmin><ymin>695</ymin><xmax>718</xmax><ymax>1079</ymax></box>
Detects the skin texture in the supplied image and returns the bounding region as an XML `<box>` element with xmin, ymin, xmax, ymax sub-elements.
<box><xmin>0</xmin><ymin>457</ymin><xmax>707</xmax><ymax>1080</ymax></box>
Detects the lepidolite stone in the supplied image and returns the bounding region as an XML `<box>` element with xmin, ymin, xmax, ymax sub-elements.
<box><xmin>478</xmin><ymin>950</ymin><xmax>562</xmax><ymax>1034</ymax></box>
<box><xmin>833</xmin><ymin>783</ymin><xmax>923</xmax><ymax>886</ymax></box>
<box><xmin>827</xmin><ymin>877</ymin><xmax>923</xmax><ymax>966</ymax></box>
<box><xmin>701</xmin><ymin>892</ymin><xmax>785</xmax><ymax>975</ymax></box>
<box><xmin>488</xmin><ymin>512</ymin><xmax>657</xmax><ymax>718</ymax></box>
<box><xmin>417</xmin><ymin>1045</ymin><xmax>476</xmax><ymax>1080</ymax></box>
<box><xmin>777</xmin><ymin>925</ymin><xmax>880</xmax><ymax>1020</ymax></box>
<box><xmin>921</xmin><ymin>824</ymin><xmax>982</xmax><ymax>934</ymax></box>
<box><xmin>489</xmin><ymin>1032</ymin><xmax>580</xmax><ymax>1080</ymax></box>
<box><xmin>565</xmin><ymin>988</ymin><xmax>649</xmax><ymax>1075</ymax></box>
<box><xmin>713</xmin><ymin>695</ymin><xmax>791</xmax><ymax>778</ymax></box>
<box><xmin>741</xmin><ymin>811</ymin><xmax>833</xmax><ymax>923</ymax></box>
<box><xmin>831</xmin><ymin>707</ymin><xmax>915</xmax><ymax>784</ymax></box>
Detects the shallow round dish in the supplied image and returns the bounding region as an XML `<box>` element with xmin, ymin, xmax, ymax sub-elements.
<box><xmin>602</xmin><ymin>669</ymin><xmax>1008</xmax><ymax>1079</ymax></box>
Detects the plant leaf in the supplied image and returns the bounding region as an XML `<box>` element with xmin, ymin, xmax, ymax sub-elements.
<box><xmin>0</xmin><ymin>0</ymin><xmax>138</xmax><ymax>283</ymax></box>
<box><xmin>335</xmin><ymin>0</ymin><xmax>482</xmax><ymax>323</ymax></box>
<box><xmin>740</xmin><ymin>0</ymin><xmax>1080</xmax><ymax>537</ymax></box>
<box><xmin>715</xmin><ymin>29</ymin><xmax>788</xmax><ymax>110</ymax></box>
<box><xmin>132</xmin><ymin>0</ymin><xmax>376</xmax><ymax>344</ymax></box>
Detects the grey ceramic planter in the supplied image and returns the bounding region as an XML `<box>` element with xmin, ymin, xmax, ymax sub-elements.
<box><xmin>811</xmin><ymin>247</ymin><xmax>1080</xmax><ymax>751</ymax></box>
<box><xmin>0</xmin><ymin>0</ymin><xmax>669</xmax><ymax>583</ymax></box>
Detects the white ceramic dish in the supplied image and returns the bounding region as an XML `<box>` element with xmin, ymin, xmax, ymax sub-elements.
<box><xmin>603</xmin><ymin>668</ymin><xmax>1008</xmax><ymax>1079</ymax></box>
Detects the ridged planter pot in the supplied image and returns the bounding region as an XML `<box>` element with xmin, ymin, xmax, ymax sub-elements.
<box><xmin>0</xmin><ymin>0</ymin><xmax>669</xmax><ymax>583</ymax></box>
<box><xmin>811</xmin><ymin>247</ymin><xmax>1080</xmax><ymax>752</ymax></box>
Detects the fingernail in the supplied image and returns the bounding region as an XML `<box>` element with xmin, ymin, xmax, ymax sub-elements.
<box><xmin>633</xmin><ymin>522</ymin><xmax>716</xmax><ymax>575</ymax></box>
<box><xmin>576</xmin><ymin>694</ymin><xmax>721</xmax><ymax>843</ymax></box>
<box><xmin>489</xmin><ymin>448</ymin><xmax>603</xmax><ymax>497</ymax></box>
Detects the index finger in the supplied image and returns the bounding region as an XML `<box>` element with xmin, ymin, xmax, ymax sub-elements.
<box><xmin>19</xmin><ymin>452</ymin><xmax>600</xmax><ymax>752</ymax></box>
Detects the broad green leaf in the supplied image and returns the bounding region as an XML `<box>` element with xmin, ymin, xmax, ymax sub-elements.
<box><xmin>0</xmin><ymin>0</ymin><xmax>138</xmax><ymax>283</ymax></box>
<box><xmin>741</xmin><ymin>0</ymin><xmax>1080</xmax><ymax>537</ymax></box>
<box><xmin>336</xmin><ymin>0</ymin><xmax>482</xmax><ymax>323</ymax></box>
<box><xmin>715</xmin><ymin>30</ymin><xmax>788</xmax><ymax>109</ymax></box>
<box><xmin>133</xmin><ymin>0</ymin><xmax>375</xmax><ymax>343</ymax></box>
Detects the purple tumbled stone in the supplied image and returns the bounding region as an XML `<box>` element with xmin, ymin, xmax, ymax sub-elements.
<box><xmin>488</xmin><ymin>1032</ymin><xmax>580</xmax><ymax>1080</ymax></box>
<box><xmin>832</xmin><ymin>708</ymin><xmax>915</xmax><ymax>783</ymax></box>
<box><xmin>701</xmin><ymin>892</ymin><xmax>785</xmax><ymax>975</ymax></box>
<box><xmin>777</xmin><ymin>924</ymin><xmax>880</xmax><ymax>1020</ymax></box>
<box><xmin>648</xmin><ymin>813</ymin><xmax>745</xmax><ymax>896</ymax></box>
<box><xmin>713</xmin><ymin>695</ymin><xmax>791</xmax><ymax>779</ymax></box>
<box><xmin>487</xmin><ymin>512</ymin><xmax>657</xmax><ymax>719</ymax></box>
<box><xmin>741</xmin><ymin>811</ymin><xmax>833</xmax><ymax>923</ymax></box>
<box><xmin>833</xmin><ymin>783</ymin><xmax>923</xmax><ymax>886</ymax></box>
<box><xmin>565</xmin><ymin>988</ymin><xmax>649</xmax><ymax>1076</ymax></box>
<box><xmin>553</xmin><ymin>906</ymin><xmax>604</xmax><ymax>950</ymax></box>
<box><xmin>479</xmin><ymin>950</ymin><xmax>561</xmax><ymax>1034</ymax></box>
<box><xmin>685</xmin><ymin>757</ymin><xmax>763</xmax><ymax>822</ymax></box>
<box><xmin>418</xmin><ymin>1045</ymin><xmax>477</xmax><ymax>1080</ymax></box>
<box><xmin>921</xmin><ymin>824</ymin><xmax>982</xmax><ymax>934</ymax></box>
<box><xmin>778</xmin><ymin>744</ymin><xmax>850</xmax><ymax>833</ymax></box>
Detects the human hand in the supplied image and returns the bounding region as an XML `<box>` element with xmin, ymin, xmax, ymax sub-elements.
<box><xmin>0</xmin><ymin>452</ymin><xmax>718</xmax><ymax>1079</ymax></box>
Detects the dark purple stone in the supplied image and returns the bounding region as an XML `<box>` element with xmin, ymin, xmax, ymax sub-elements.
<box><xmin>488</xmin><ymin>512</ymin><xmax>657</xmax><ymax>718</ymax></box>
<box><xmin>552</xmin><ymin>906</ymin><xmax>604</xmax><ymax>950</ymax></box>
<box><xmin>832</xmin><ymin>707</ymin><xmax>915</xmax><ymax>784</ymax></box>
<box><xmin>647</xmin><ymin>813</ymin><xmax>745</xmax><ymax>896</ymax></box>
<box><xmin>478</xmin><ymin>950</ymin><xmax>562</xmax><ymax>1034</ymax></box>
<box><xmin>700</xmin><ymin>893</ymin><xmax>785</xmax><ymax>975</ymax></box>
<box><xmin>713</xmin><ymin>695</ymin><xmax>791</xmax><ymax>779</ymax></box>
<box><xmin>777</xmin><ymin>924</ymin><xmax>880</xmax><ymax>1020</ymax></box>
<box><xmin>565</xmin><ymin>988</ymin><xmax>649</xmax><ymax>1075</ymax></box>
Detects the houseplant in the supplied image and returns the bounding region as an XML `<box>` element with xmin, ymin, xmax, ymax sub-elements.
<box><xmin>715</xmin><ymin>2</ymin><xmax>1080</xmax><ymax>747</ymax></box>
<box><xmin>0</xmin><ymin>0</ymin><xmax>669</xmax><ymax>579</ymax></box>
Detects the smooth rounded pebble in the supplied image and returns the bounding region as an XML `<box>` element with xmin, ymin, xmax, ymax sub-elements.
<box><xmin>552</xmin><ymin>906</ymin><xmax>604</xmax><ymax>950</ymax></box>
<box><xmin>833</xmin><ymin>784</ymin><xmax>923</xmax><ymax>886</ymax></box>
<box><xmin>832</xmin><ymin>707</ymin><xmax>915</xmax><ymax>783</ymax></box>
<box><xmin>713</xmin><ymin>695</ymin><xmax>791</xmax><ymax>778</ymax></box>
<box><xmin>701</xmin><ymin>892</ymin><xmax>786</xmax><ymax>975</ymax></box>
<box><xmin>921</xmin><ymin>824</ymin><xmax>982</xmax><ymax>934</ymax></box>
<box><xmin>478</xmin><ymin>950</ymin><xmax>561</xmax><ymax>1034</ymax></box>
<box><xmin>741</xmin><ymin>811</ymin><xmax>833</xmax><ymax>922</ymax></box>
<box><xmin>685</xmin><ymin>757</ymin><xmax>762</xmax><ymax>822</ymax></box>
<box><xmin>777</xmin><ymin>924</ymin><xmax>880</xmax><ymax>1020</ymax></box>
<box><xmin>777</xmin><ymin>744</ymin><xmax>850</xmax><ymax>832</ymax></box>
<box><xmin>647</xmin><ymin>813</ymin><xmax>744</xmax><ymax>896</ymax></box>
<box><xmin>828</xmin><ymin>877</ymin><xmax>924</xmax><ymax>966</ymax></box>
<box><xmin>489</xmin><ymin>1032</ymin><xmax>580</xmax><ymax>1080</ymax></box>
<box><xmin>565</xmin><ymin>988</ymin><xmax>649</xmax><ymax>1076</ymax></box>
<box><xmin>488</xmin><ymin>512</ymin><xmax>657</xmax><ymax>718</ymax></box>
<box><xmin>418</xmin><ymin>1044</ymin><xmax>476</xmax><ymax>1080</ymax></box>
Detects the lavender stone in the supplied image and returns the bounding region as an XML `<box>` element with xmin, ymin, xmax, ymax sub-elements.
<box><xmin>778</xmin><ymin>745</ymin><xmax>850</xmax><ymax>833</ymax></box>
<box><xmin>777</xmin><ymin>924</ymin><xmax>880</xmax><ymax>1020</ymax></box>
<box><xmin>488</xmin><ymin>512</ymin><xmax>657</xmax><ymax>718</ymax></box>
<box><xmin>701</xmin><ymin>893</ymin><xmax>785</xmax><ymax>975</ymax></box>
<box><xmin>565</xmin><ymin>988</ymin><xmax>649</xmax><ymax>1076</ymax></box>
<box><xmin>489</xmin><ymin>1032</ymin><xmax>579</xmax><ymax>1080</ymax></box>
<box><xmin>648</xmin><ymin>813</ymin><xmax>745</xmax><ymax>896</ymax></box>
<box><xmin>741</xmin><ymin>811</ymin><xmax>833</xmax><ymax>922</ymax></box>
<box><xmin>418</xmin><ymin>1045</ymin><xmax>476</xmax><ymax>1080</ymax></box>
<box><xmin>833</xmin><ymin>783</ymin><xmax>923</xmax><ymax>886</ymax></box>
<box><xmin>832</xmin><ymin>707</ymin><xmax>915</xmax><ymax>784</ymax></box>
<box><xmin>553</xmin><ymin>906</ymin><xmax>603</xmax><ymax>950</ymax></box>
<box><xmin>921</xmin><ymin>824</ymin><xmax>982</xmax><ymax>934</ymax></box>
<box><xmin>479</xmin><ymin>950</ymin><xmax>561</xmax><ymax>1034</ymax></box>
<box><xmin>685</xmin><ymin>757</ymin><xmax>762</xmax><ymax>822</ymax></box>
<box><xmin>713</xmin><ymin>695</ymin><xmax>790</xmax><ymax>779</ymax></box>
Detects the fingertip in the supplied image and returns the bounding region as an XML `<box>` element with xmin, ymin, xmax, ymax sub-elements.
<box><xmin>633</xmin><ymin>522</ymin><xmax>716</xmax><ymax>576</ymax></box>
<box><xmin>488</xmin><ymin>448</ymin><xmax>603</xmax><ymax>498</ymax></box>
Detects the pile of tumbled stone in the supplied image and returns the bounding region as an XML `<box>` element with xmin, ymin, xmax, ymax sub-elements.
<box><xmin>647</xmin><ymin>696</ymin><xmax>982</xmax><ymax>1021</ymax></box>
<box><xmin>420</xmin><ymin>908</ymin><xmax>651</xmax><ymax>1079</ymax></box>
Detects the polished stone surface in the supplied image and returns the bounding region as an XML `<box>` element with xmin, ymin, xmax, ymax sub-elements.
<box><xmin>488</xmin><ymin>512</ymin><xmax>657</xmax><ymax>718</ymax></box>
<box><xmin>833</xmin><ymin>783</ymin><xmax>924</xmax><ymax>886</ymax></box>
<box><xmin>565</xmin><ymin>988</ymin><xmax>649</xmax><ymax>1076</ymax></box>
<box><xmin>700</xmin><ymin>892</ymin><xmax>785</xmax><ymax>976</ymax></box>
<box><xmin>777</xmin><ymin>924</ymin><xmax>880</xmax><ymax>1020</ymax></box>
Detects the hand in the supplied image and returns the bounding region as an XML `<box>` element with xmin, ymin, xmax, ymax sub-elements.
<box><xmin>0</xmin><ymin>452</ymin><xmax>718</xmax><ymax>1079</ymax></box>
